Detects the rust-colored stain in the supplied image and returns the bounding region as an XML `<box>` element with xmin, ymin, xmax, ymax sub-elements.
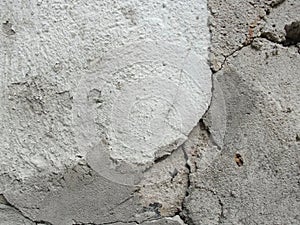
<box><xmin>245</xmin><ymin>16</ymin><xmax>262</xmax><ymax>44</ymax></box>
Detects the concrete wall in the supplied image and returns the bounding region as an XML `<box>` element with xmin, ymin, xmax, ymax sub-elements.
<box><xmin>0</xmin><ymin>0</ymin><xmax>299</xmax><ymax>225</ymax></box>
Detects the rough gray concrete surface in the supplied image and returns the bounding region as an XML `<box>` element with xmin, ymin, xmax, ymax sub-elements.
<box><xmin>1</xmin><ymin>0</ymin><xmax>299</xmax><ymax>225</ymax></box>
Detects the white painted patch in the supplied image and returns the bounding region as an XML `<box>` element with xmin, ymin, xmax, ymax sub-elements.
<box><xmin>0</xmin><ymin>0</ymin><xmax>211</xmax><ymax>185</ymax></box>
<box><xmin>74</xmin><ymin>41</ymin><xmax>211</xmax><ymax>165</ymax></box>
<box><xmin>71</xmin><ymin>1</ymin><xmax>212</xmax><ymax>175</ymax></box>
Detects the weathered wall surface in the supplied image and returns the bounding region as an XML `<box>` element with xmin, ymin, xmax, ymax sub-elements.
<box><xmin>0</xmin><ymin>0</ymin><xmax>299</xmax><ymax>225</ymax></box>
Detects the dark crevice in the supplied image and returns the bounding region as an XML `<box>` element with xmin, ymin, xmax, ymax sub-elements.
<box><xmin>171</xmin><ymin>74</ymin><xmax>218</xmax><ymax>225</ymax></box>
<box><xmin>176</xmin><ymin>96</ymin><xmax>221</xmax><ymax>225</ymax></box>
<box><xmin>177</xmin><ymin>145</ymin><xmax>195</xmax><ymax>225</ymax></box>
<box><xmin>141</xmin><ymin>85</ymin><xmax>217</xmax><ymax>225</ymax></box>
<box><xmin>0</xmin><ymin>194</ymin><xmax>53</xmax><ymax>225</ymax></box>
<box><xmin>200</xmin><ymin>118</ymin><xmax>222</xmax><ymax>151</ymax></box>
<box><xmin>268</xmin><ymin>0</ymin><xmax>286</xmax><ymax>8</ymax></box>
<box><xmin>254</xmin><ymin>20</ymin><xmax>300</xmax><ymax>47</ymax></box>
<box><xmin>213</xmin><ymin>41</ymin><xmax>253</xmax><ymax>73</ymax></box>
<box><xmin>258</xmin><ymin>32</ymin><xmax>300</xmax><ymax>48</ymax></box>
<box><xmin>283</xmin><ymin>21</ymin><xmax>300</xmax><ymax>46</ymax></box>
<box><xmin>260</xmin><ymin>32</ymin><xmax>281</xmax><ymax>44</ymax></box>
<box><xmin>217</xmin><ymin>197</ymin><xmax>225</xmax><ymax>224</ymax></box>
<box><xmin>153</xmin><ymin>154</ymin><xmax>170</xmax><ymax>163</ymax></box>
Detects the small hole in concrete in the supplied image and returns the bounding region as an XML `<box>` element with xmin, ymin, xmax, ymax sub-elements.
<box><xmin>2</xmin><ymin>20</ymin><xmax>15</xmax><ymax>35</ymax></box>
<box><xmin>146</xmin><ymin>202</ymin><xmax>162</xmax><ymax>216</ymax></box>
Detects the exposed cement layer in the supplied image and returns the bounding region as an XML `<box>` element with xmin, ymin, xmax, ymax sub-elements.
<box><xmin>0</xmin><ymin>205</ymin><xmax>34</xmax><ymax>225</ymax></box>
<box><xmin>183</xmin><ymin>0</ymin><xmax>300</xmax><ymax>223</ymax></box>
<box><xmin>1</xmin><ymin>0</ymin><xmax>300</xmax><ymax>225</ymax></box>
<box><xmin>185</xmin><ymin>42</ymin><xmax>300</xmax><ymax>225</ymax></box>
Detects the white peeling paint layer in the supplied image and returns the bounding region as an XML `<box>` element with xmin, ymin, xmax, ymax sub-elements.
<box><xmin>73</xmin><ymin>41</ymin><xmax>211</xmax><ymax>165</ymax></box>
<box><xmin>0</xmin><ymin>0</ymin><xmax>211</xmax><ymax>184</ymax></box>
<box><xmin>71</xmin><ymin>1</ymin><xmax>212</xmax><ymax>170</ymax></box>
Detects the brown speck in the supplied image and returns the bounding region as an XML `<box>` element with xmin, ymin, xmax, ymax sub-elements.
<box><xmin>234</xmin><ymin>153</ymin><xmax>244</xmax><ymax>167</ymax></box>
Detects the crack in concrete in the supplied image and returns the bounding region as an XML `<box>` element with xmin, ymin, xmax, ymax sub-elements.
<box><xmin>179</xmin><ymin>0</ymin><xmax>297</xmax><ymax>224</ymax></box>
<box><xmin>213</xmin><ymin>29</ymin><xmax>299</xmax><ymax>74</ymax></box>
<box><xmin>268</xmin><ymin>0</ymin><xmax>286</xmax><ymax>8</ymax></box>
<box><xmin>217</xmin><ymin>196</ymin><xmax>225</xmax><ymax>224</ymax></box>
<box><xmin>185</xmin><ymin>186</ymin><xmax>225</xmax><ymax>225</ymax></box>
<box><xmin>214</xmin><ymin>41</ymin><xmax>253</xmax><ymax>73</ymax></box>
<box><xmin>209</xmin><ymin>0</ymin><xmax>296</xmax><ymax>74</ymax></box>
<box><xmin>174</xmin><ymin>81</ymin><xmax>219</xmax><ymax>225</ymax></box>
<box><xmin>177</xmin><ymin>121</ymin><xmax>219</xmax><ymax>225</ymax></box>
<box><xmin>176</xmin><ymin>146</ymin><xmax>194</xmax><ymax>225</ymax></box>
<box><xmin>136</xmin><ymin>64</ymin><xmax>215</xmax><ymax>224</ymax></box>
<box><xmin>138</xmin><ymin>1</ymin><xmax>282</xmax><ymax>224</ymax></box>
<box><xmin>0</xmin><ymin>194</ymin><xmax>53</xmax><ymax>225</ymax></box>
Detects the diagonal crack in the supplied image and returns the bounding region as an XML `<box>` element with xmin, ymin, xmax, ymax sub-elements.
<box><xmin>209</xmin><ymin>0</ymin><xmax>295</xmax><ymax>75</ymax></box>
<box><xmin>213</xmin><ymin>27</ymin><xmax>299</xmax><ymax>75</ymax></box>
<box><xmin>0</xmin><ymin>194</ymin><xmax>53</xmax><ymax>225</ymax></box>
<box><xmin>175</xmin><ymin>87</ymin><xmax>221</xmax><ymax>225</ymax></box>
<box><xmin>267</xmin><ymin>0</ymin><xmax>286</xmax><ymax>8</ymax></box>
<box><xmin>217</xmin><ymin>196</ymin><xmax>225</xmax><ymax>224</ymax></box>
<box><xmin>213</xmin><ymin>39</ymin><xmax>254</xmax><ymax>73</ymax></box>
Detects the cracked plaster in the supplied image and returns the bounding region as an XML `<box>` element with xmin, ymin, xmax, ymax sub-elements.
<box><xmin>0</xmin><ymin>0</ymin><xmax>300</xmax><ymax>225</ymax></box>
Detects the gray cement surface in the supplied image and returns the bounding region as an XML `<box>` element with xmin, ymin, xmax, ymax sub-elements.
<box><xmin>0</xmin><ymin>0</ymin><xmax>299</xmax><ymax>225</ymax></box>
